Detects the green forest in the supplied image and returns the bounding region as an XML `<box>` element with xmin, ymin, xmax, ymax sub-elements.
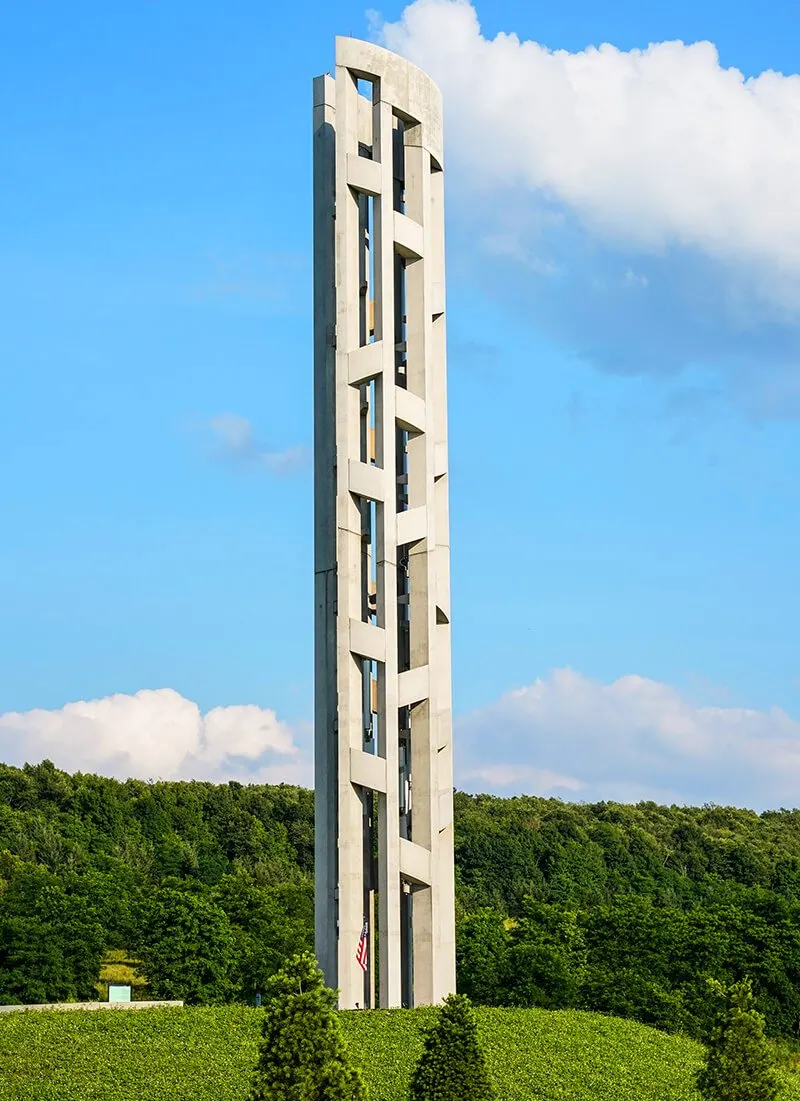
<box><xmin>3</xmin><ymin>759</ymin><xmax>800</xmax><ymax>1042</ymax></box>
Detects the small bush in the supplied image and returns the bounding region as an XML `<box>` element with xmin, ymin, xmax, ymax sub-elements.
<box><xmin>697</xmin><ymin>978</ymin><xmax>782</xmax><ymax>1101</ymax></box>
<box><xmin>409</xmin><ymin>993</ymin><xmax>495</xmax><ymax>1101</ymax></box>
<box><xmin>249</xmin><ymin>952</ymin><xmax>366</xmax><ymax>1101</ymax></box>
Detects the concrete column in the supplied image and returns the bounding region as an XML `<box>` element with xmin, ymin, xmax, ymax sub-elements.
<box><xmin>314</xmin><ymin>37</ymin><xmax>454</xmax><ymax>1009</ymax></box>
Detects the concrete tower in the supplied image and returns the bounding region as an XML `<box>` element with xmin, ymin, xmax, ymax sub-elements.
<box><xmin>313</xmin><ymin>37</ymin><xmax>455</xmax><ymax>1010</ymax></box>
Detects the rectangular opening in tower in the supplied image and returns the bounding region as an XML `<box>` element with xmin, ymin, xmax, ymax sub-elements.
<box><xmin>394</xmin><ymin>251</ymin><xmax>407</xmax><ymax>388</ymax></box>
<box><xmin>396</xmin><ymin>541</ymin><xmax>429</xmax><ymax>674</ymax></box>
<box><xmin>395</xmin><ymin>424</ymin><xmax>409</xmax><ymax>512</ymax></box>
<box><xmin>359</xmin><ymin>494</ymin><xmax>379</xmax><ymax>622</ymax></box>
<box><xmin>357</xmin><ymin>190</ymin><xmax>376</xmax><ymax>348</ymax></box>
<box><xmin>393</xmin><ymin>116</ymin><xmax>406</xmax><ymax>213</ymax></box>
<box><xmin>356</xmin><ymin>76</ymin><xmax>376</xmax><ymax>159</ymax></box>
<box><xmin>399</xmin><ymin>704</ymin><xmax>412</xmax><ymax>839</ymax></box>
<box><xmin>361</xmin><ymin>787</ymin><xmax>377</xmax><ymax>1008</ymax></box>
<box><xmin>397</xmin><ymin>542</ymin><xmax>410</xmax><ymax>673</ymax></box>
<box><xmin>400</xmin><ymin>879</ymin><xmax>414</xmax><ymax>1007</ymax></box>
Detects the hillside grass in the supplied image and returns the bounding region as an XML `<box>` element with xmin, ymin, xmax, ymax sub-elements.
<box><xmin>1</xmin><ymin>1003</ymin><xmax>799</xmax><ymax>1100</ymax></box>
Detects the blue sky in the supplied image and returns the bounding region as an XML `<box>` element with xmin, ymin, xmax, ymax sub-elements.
<box><xmin>1</xmin><ymin>0</ymin><xmax>799</xmax><ymax>806</ymax></box>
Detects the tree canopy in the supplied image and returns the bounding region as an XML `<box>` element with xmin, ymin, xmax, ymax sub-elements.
<box><xmin>3</xmin><ymin>760</ymin><xmax>800</xmax><ymax>1036</ymax></box>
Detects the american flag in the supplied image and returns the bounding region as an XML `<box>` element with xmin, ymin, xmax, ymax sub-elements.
<box><xmin>356</xmin><ymin>919</ymin><xmax>368</xmax><ymax>973</ymax></box>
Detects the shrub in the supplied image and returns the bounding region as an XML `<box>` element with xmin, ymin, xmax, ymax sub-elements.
<box><xmin>249</xmin><ymin>952</ymin><xmax>366</xmax><ymax>1101</ymax></box>
<box><xmin>409</xmin><ymin>993</ymin><xmax>495</xmax><ymax>1101</ymax></box>
<box><xmin>696</xmin><ymin>978</ymin><xmax>781</xmax><ymax>1101</ymax></box>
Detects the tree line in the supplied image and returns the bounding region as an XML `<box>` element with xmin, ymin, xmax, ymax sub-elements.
<box><xmin>3</xmin><ymin>760</ymin><xmax>800</xmax><ymax>1039</ymax></box>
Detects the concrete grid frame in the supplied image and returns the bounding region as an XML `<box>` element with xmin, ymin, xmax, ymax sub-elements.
<box><xmin>313</xmin><ymin>37</ymin><xmax>455</xmax><ymax>1010</ymax></box>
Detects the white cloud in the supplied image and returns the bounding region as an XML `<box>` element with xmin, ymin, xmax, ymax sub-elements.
<box><xmin>0</xmin><ymin>689</ymin><xmax>311</xmax><ymax>785</ymax></box>
<box><xmin>7</xmin><ymin>675</ymin><xmax>799</xmax><ymax>811</ymax></box>
<box><xmin>381</xmin><ymin>0</ymin><xmax>800</xmax><ymax>306</ymax></box>
<box><xmin>209</xmin><ymin>414</ymin><xmax>308</xmax><ymax>474</ymax></box>
<box><xmin>456</xmin><ymin>668</ymin><xmax>800</xmax><ymax>808</ymax></box>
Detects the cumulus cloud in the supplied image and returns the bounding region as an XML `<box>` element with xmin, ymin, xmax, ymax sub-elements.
<box><xmin>456</xmin><ymin>668</ymin><xmax>800</xmax><ymax>808</ymax></box>
<box><xmin>7</xmin><ymin>676</ymin><xmax>799</xmax><ymax>810</ymax></box>
<box><xmin>380</xmin><ymin>1</ymin><xmax>800</xmax><ymax>408</ymax></box>
<box><xmin>0</xmin><ymin>689</ymin><xmax>311</xmax><ymax>785</ymax></box>
<box><xmin>209</xmin><ymin>414</ymin><xmax>308</xmax><ymax>474</ymax></box>
<box><xmin>383</xmin><ymin>0</ymin><xmax>800</xmax><ymax>289</ymax></box>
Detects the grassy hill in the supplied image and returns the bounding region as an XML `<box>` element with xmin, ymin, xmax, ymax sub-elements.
<box><xmin>1</xmin><ymin>1003</ymin><xmax>799</xmax><ymax>1101</ymax></box>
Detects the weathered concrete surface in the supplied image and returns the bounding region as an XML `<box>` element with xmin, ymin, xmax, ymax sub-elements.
<box><xmin>314</xmin><ymin>37</ymin><xmax>455</xmax><ymax>1010</ymax></box>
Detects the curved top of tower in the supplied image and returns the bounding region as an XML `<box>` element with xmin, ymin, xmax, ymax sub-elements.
<box><xmin>334</xmin><ymin>36</ymin><xmax>444</xmax><ymax>167</ymax></box>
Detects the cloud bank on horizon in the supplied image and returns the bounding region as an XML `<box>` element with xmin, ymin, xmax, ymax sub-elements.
<box><xmin>379</xmin><ymin>0</ymin><xmax>800</xmax><ymax>411</ymax></box>
<box><xmin>3</xmin><ymin>675</ymin><xmax>800</xmax><ymax>809</ymax></box>
<box><xmin>458</xmin><ymin>669</ymin><xmax>800</xmax><ymax>810</ymax></box>
<box><xmin>0</xmin><ymin>689</ymin><xmax>310</xmax><ymax>786</ymax></box>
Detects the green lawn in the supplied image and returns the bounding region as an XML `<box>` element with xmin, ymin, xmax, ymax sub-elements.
<box><xmin>1</xmin><ymin>1003</ymin><xmax>798</xmax><ymax>1100</ymax></box>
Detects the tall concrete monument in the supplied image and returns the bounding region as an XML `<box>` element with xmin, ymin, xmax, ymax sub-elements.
<box><xmin>313</xmin><ymin>38</ymin><xmax>455</xmax><ymax>1009</ymax></box>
